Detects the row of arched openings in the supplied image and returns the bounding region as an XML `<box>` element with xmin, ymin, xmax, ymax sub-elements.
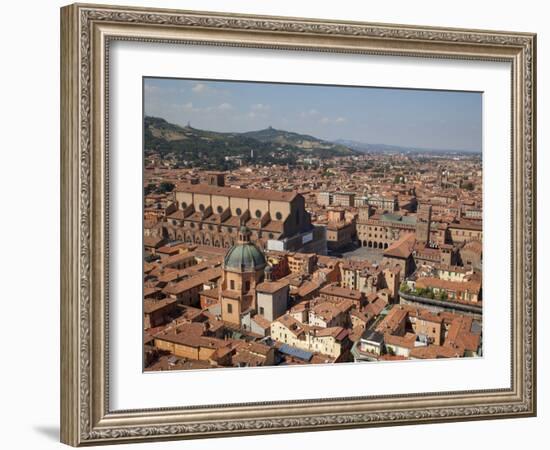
<box><xmin>361</xmin><ymin>240</ymin><xmax>389</xmax><ymax>249</ymax></box>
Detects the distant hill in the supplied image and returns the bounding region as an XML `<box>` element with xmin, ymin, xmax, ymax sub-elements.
<box><xmin>242</xmin><ymin>126</ymin><xmax>355</xmax><ymax>156</ymax></box>
<box><xmin>335</xmin><ymin>139</ymin><xmax>411</xmax><ymax>153</ymax></box>
<box><xmin>334</xmin><ymin>138</ymin><xmax>481</xmax><ymax>155</ymax></box>
<box><xmin>144</xmin><ymin>117</ymin><xmax>358</xmax><ymax>169</ymax></box>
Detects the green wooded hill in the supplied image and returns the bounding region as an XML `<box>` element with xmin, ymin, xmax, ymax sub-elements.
<box><xmin>144</xmin><ymin>116</ymin><xmax>357</xmax><ymax>169</ymax></box>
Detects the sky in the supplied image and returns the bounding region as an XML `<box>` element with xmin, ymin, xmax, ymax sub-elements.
<box><xmin>144</xmin><ymin>77</ymin><xmax>482</xmax><ymax>152</ymax></box>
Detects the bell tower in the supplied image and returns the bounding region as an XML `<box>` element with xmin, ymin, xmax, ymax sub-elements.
<box><xmin>238</xmin><ymin>225</ymin><xmax>251</xmax><ymax>243</ymax></box>
<box><xmin>220</xmin><ymin>226</ymin><xmax>267</xmax><ymax>327</ymax></box>
<box><xmin>416</xmin><ymin>204</ymin><xmax>432</xmax><ymax>246</ymax></box>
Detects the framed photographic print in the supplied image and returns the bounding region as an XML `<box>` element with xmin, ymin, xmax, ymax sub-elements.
<box><xmin>60</xmin><ymin>3</ymin><xmax>537</xmax><ymax>446</ymax></box>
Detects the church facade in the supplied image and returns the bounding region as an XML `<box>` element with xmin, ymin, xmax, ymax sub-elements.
<box><xmin>163</xmin><ymin>173</ymin><xmax>326</xmax><ymax>254</ymax></box>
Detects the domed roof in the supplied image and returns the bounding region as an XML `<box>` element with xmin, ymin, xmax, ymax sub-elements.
<box><xmin>224</xmin><ymin>242</ymin><xmax>267</xmax><ymax>272</ymax></box>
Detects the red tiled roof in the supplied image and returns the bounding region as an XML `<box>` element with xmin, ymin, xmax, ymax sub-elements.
<box><xmin>384</xmin><ymin>233</ymin><xmax>415</xmax><ymax>259</ymax></box>
<box><xmin>176</xmin><ymin>183</ymin><xmax>298</xmax><ymax>202</ymax></box>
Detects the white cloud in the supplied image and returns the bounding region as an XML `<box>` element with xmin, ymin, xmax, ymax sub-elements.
<box><xmin>173</xmin><ymin>102</ymin><xmax>233</xmax><ymax>114</ymax></box>
<box><xmin>300</xmin><ymin>108</ymin><xmax>320</xmax><ymax>118</ymax></box>
<box><xmin>192</xmin><ymin>83</ymin><xmax>207</xmax><ymax>93</ymax></box>
<box><xmin>319</xmin><ymin>116</ymin><xmax>347</xmax><ymax>125</ymax></box>
<box><xmin>251</xmin><ymin>103</ymin><xmax>270</xmax><ymax>111</ymax></box>
<box><xmin>247</xmin><ymin>104</ymin><xmax>270</xmax><ymax>120</ymax></box>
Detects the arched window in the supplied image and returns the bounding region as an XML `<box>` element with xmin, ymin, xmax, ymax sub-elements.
<box><xmin>181</xmin><ymin>202</ymin><xmax>187</xmax><ymax>209</ymax></box>
<box><xmin>236</xmin><ymin>207</ymin><xmax>242</xmax><ymax>215</ymax></box>
<box><xmin>199</xmin><ymin>204</ymin><xmax>205</xmax><ymax>211</ymax></box>
<box><xmin>255</xmin><ymin>209</ymin><xmax>262</xmax><ymax>218</ymax></box>
<box><xmin>217</xmin><ymin>205</ymin><xmax>223</xmax><ymax>214</ymax></box>
<box><xmin>275</xmin><ymin>211</ymin><xmax>283</xmax><ymax>220</ymax></box>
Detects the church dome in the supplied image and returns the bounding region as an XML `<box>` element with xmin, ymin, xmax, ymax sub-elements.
<box><xmin>224</xmin><ymin>242</ymin><xmax>266</xmax><ymax>272</ymax></box>
<box><xmin>223</xmin><ymin>226</ymin><xmax>266</xmax><ymax>272</ymax></box>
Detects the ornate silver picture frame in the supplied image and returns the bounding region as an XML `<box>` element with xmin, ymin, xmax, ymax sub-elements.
<box><xmin>60</xmin><ymin>3</ymin><xmax>536</xmax><ymax>446</ymax></box>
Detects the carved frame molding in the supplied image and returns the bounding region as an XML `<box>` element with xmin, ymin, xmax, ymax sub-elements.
<box><xmin>60</xmin><ymin>3</ymin><xmax>536</xmax><ymax>446</ymax></box>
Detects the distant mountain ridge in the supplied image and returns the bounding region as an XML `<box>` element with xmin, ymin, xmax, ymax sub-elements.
<box><xmin>144</xmin><ymin>117</ymin><xmax>358</xmax><ymax>169</ymax></box>
<box><xmin>334</xmin><ymin>138</ymin><xmax>481</xmax><ymax>155</ymax></box>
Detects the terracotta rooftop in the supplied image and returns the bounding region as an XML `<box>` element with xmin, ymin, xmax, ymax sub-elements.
<box><xmin>376</xmin><ymin>306</ymin><xmax>408</xmax><ymax>335</ymax></box>
<box><xmin>316</xmin><ymin>327</ymin><xmax>348</xmax><ymax>341</ymax></box>
<box><xmin>384</xmin><ymin>332</ymin><xmax>416</xmax><ymax>349</ymax></box>
<box><xmin>319</xmin><ymin>283</ymin><xmax>363</xmax><ymax>301</ymax></box>
<box><xmin>144</xmin><ymin>297</ymin><xmax>177</xmax><ymax>314</ymax></box>
<box><xmin>251</xmin><ymin>314</ymin><xmax>272</xmax><ymax>330</ymax></box>
<box><xmin>256</xmin><ymin>279</ymin><xmax>289</xmax><ymax>294</ymax></box>
<box><xmin>410</xmin><ymin>344</ymin><xmax>462</xmax><ymax>359</ymax></box>
<box><xmin>384</xmin><ymin>233</ymin><xmax>416</xmax><ymax>259</ymax></box>
<box><xmin>448</xmin><ymin>221</ymin><xmax>482</xmax><ymax>231</ymax></box>
<box><xmin>415</xmin><ymin>276</ymin><xmax>481</xmax><ymax>294</ymax></box>
<box><xmin>176</xmin><ymin>183</ymin><xmax>298</xmax><ymax>202</ymax></box>
<box><xmin>163</xmin><ymin>267</ymin><xmax>222</xmax><ymax>296</ymax></box>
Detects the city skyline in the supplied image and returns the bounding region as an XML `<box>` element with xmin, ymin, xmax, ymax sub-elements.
<box><xmin>144</xmin><ymin>77</ymin><xmax>483</xmax><ymax>153</ymax></box>
<box><xmin>143</xmin><ymin>76</ymin><xmax>483</xmax><ymax>371</ymax></box>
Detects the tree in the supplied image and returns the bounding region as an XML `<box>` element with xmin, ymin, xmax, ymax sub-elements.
<box><xmin>144</xmin><ymin>183</ymin><xmax>156</xmax><ymax>196</ymax></box>
<box><xmin>158</xmin><ymin>182</ymin><xmax>175</xmax><ymax>193</ymax></box>
<box><xmin>463</xmin><ymin>181</ymin><xmax>475</xmax><ymax>191</ymax></box>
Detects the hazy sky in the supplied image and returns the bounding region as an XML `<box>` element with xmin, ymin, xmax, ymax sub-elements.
<box><xmin>144</xmin><ymin>77</ymin><xmax>482</xmax><ymax>152</ymax></box>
